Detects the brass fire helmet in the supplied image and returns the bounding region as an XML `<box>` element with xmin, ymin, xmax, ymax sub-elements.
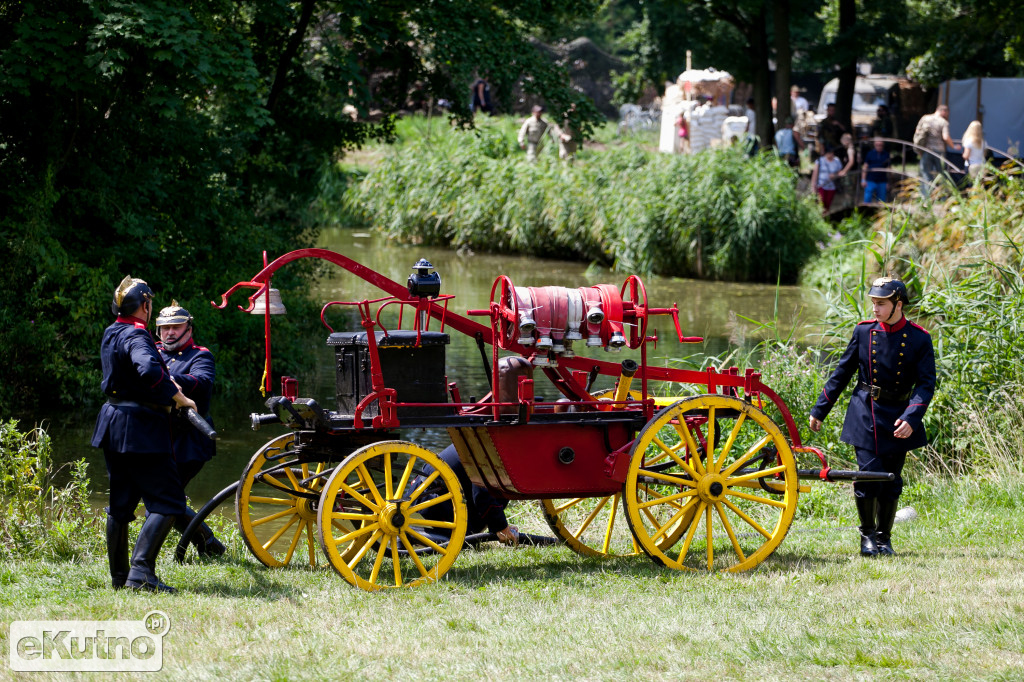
<box><xmin>155</xmin><ymin>301</ymin><xmax>193</xmax><ymax>328</ymax></box>
<box><xmin>111</xmin><ymin>275</ymin><xmax>153</xmax><ymax>316</ymax></box>
<box><xmin>867</xmin><ymin>276</ymin><xmax>909</xmax><ymax>305</ymax></box>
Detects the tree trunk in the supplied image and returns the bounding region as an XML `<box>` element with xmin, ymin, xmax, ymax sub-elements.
<box><xmin>751</xmin><ymin>3</ymin><xmax>774</xmax><ymax>146</ymax></box>
<box><xmin>835</xmin><ymin>0</ymin><xmax>857</xmax><ymax>132</ymax></box>
<box><xmin>773</xmin><ymin>0</ymin><xmax>792</xmax><ymax>129</ymax></box>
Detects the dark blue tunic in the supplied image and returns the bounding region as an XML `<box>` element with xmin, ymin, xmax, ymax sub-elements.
<box><xmin>158</xmin><ymin>338</ymin><xmax>216</xmax><ymax>474</ymax></box>
<box><xmin>811</xmin><ymin>317</ymin><xmax>936</xmax><ymax>456</ymax></box>
<box><xmin>91</xmin><ymin>316</ymin><xmax>186</xmax><ymax>520</ymax></box>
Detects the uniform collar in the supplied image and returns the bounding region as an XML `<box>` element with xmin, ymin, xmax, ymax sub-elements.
<box><xmin>115</xmin><ymin>315</ymin><xmax>147</xmax><ymax>329</ymax></box>
<box><xmin>878</xmin><ymin>316</ymin><xmax>907</xmax><ymax>333</ymax></box>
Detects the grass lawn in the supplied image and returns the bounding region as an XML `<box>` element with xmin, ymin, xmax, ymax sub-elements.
<box><xmin>2</xmin><ymin>475</ymin><xmax>1022</xmax><ymax>681</ymax></box>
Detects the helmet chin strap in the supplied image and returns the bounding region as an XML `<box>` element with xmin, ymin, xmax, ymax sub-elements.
<box><xmin>883</xmin><ymin>300</ymin><xmax>903</xmax><ymax>325</ymax></box>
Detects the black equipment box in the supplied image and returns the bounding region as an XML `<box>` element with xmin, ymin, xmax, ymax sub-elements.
<box><xmin>327</xmin><ymin>330</ymin><xmax>450</xmax><ymax>418</ymax></box>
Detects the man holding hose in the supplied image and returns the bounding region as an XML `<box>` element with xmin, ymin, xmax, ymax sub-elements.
<box><xmin>92</xmin><ymin>276</ymin><xmax>197</xmax><ymax>593</ymax></box>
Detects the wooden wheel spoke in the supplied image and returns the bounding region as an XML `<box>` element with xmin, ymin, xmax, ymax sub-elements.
<box><xmin>638</xmin><ymin>483</ymin><xmax>685</xmax><ymax>510</ymax></box>
<box><xmin>400</xmin><ymin>532</ymin><xmax>431</xmax><ymax>578</ymax></box>
<box><xmin>728</xmin><ymin>464</ymin><xmax>788</xmax><ymax>484</ymax></box>
<box><xmin>722</xmin><ymin>435</ymin><xmax>772</xmax><ymax>477</ymax></box>
<box><xmin>357</xmin><ymin>463</ymin><xmax>386</xmax><ymax>507</ymax></box>
<box><xmin>368</xmin><ymin>535</ymin><xmax>389</xmax><ymax>585</ymax></box>
<box><xmin>252</xmin><ymin>507</ymin><xmax>298</xmax><ymax>528</ymax></box>
<box><xmin>348</xmin><ymin>528</ymin><xmax>383</xmax><ymax>570</ymax></box>
<box><xmin>713</xmin><ymin>413</ymin><xmax>746</xmax><ymax>473</ymax></box>
<box><xmin>391</xmin><ymin>534</ymin><xmax>403</xmax><ymax>587</ymax></box>
<box><xmin>725</xmin><ymin>488</ymin><xmax>788</xmax><ymax>508</ymax></box>
<box><xmin>260</xmin><ymin>473</ymin><xmax>288</xmax><ymax>491</ymax></box>
<box><xmin>407</xmin><ymin>518</ymin><xmax>456</xmax><ymax>530</ymax></box>
<box><xmin>406</xmin><ymin>492</ymin><xmax>453</xmax><ymax>515</ymax></box>
<box><xmin>330</xmin><ymin>512</ymin><xmax>377</xmax><ymax>522</ymax></box>
<box><xmin>652</xmin><ymin>436</ymin><xmax>700</xmax><ymax>479</ymax></box>
<box><xmin>281</xmin><ymin>518</ymin><xmax>306</xmax><ymax>564</ymax></box>
<box><xmin>248</xmin><ymin>495</ymin><xmax>294</xmax><ymax>506</ymax></box>
<box><xmin>705</xmin><ymin>504</ymin><xmax>714</xmax><ymax>570</ymax></box>
<box><xmin>406</xmin><ymin>470</ymin><xmax>441</xmax><ymax>505</ymax></box>
<box><xmin>283</xmin><ymin>466</ymin><xmax>302</xmax><ymax>492</ymax></box>
<box><xmin>601</xmin><ymin>494</ymin><xmax>621</xmax><ymax>555</ymax></box>
<box><xmin>306</xmin><ymin>521</ymin><xmax>317</xmax><ymax>568</ymax></box>
<box><xmin>722</xmin><ymin>498</ymin><xmax>772</xmax><ymax>539</ymax></box>
<box><xmin>406</xmin><ymin>528</ymin><xmax>449</xmax><ymax>555</ymax></box>
<box><xmin>651</xmin><ymin>496</ymin><xmax>699</xmax><ymax>543</ymax></box>
<box><xmin>394</xmin><ymin>455</ymin><xmax>419</xmax><ymax>500</ymax></box>
<box><xmin>573</xmin><ymin>496</ymin><xmax>609</xmax><ymax>538</ymax></box>
<box><xmin>637</xmin><ymin>488</ymin><xmax>697</xmax><ymax>509</ymax></box>
<box><xmin>672</xmin><ymin>422</ymin><xmax>706</xmax><ymax>476</ymax></box>
<box><xmin>336</xmin><ymin>522</ymin><xmax>380</xmax><ymax>546</ymax></box>
<box><xmin>552</xmin><ymin>497</ymin><xmax>586</xmax><ymax>514</ymax></box>
<box><xmin>638</xmin><ymin>467</ymin><xmax>694</xmax><ymax>488</ymax></box>
<box><xmin>705</xmin><ymin>407</ymin><xmax>717</xmax><ymax>472</ymax></box>
<box><xmin>676</xmin><ymin>501</ymin><xmax>707</xmax><ymax>561</ymax></box>
<box><xmin>262</xmin><ymin>515</ymin><xmax>299</xmax><ymax>550</ymax></box>
<box><xmin>339</xmin><ymin>481</ymin><xmax>378</xmax><ymax>511</ymax></box>
<box><xmin>383</xmin><ymin>452</ymin><xmax>394</xmax><ymax>500</ymax></box>
<box><xmin>715</xmin><ymin>502</ymin><xmax>746</xmax><ymax>563</ymax></box>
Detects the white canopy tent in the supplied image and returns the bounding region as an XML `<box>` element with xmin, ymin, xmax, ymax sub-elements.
<box><xmin>939</xmin><ymin>78</ymin><xmax>1024</xmax><ymax>157</ymax></box>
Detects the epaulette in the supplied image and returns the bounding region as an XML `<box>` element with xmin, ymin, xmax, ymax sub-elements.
<box><xmin>907</xmin><ymin>320</ymin><xmax>930</xmax><ymax>335</ymax></box>
<box><xmin>857</xmin><ymin>319</ymin><xmax>875</xmax><ymax>325</ymax></box>
<box><xmin>195</xmin><ymin>345</ymin><xmax>210</xmax><ymax>352</ymax></box>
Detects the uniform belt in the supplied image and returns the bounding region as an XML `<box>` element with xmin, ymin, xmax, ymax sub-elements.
<box><xmin>106</xmin><ymin>397</ymin><xmax>172</xmax><ymax>414</ymax></box>
<box><xmin>857</xmin><ymin>382</ymin><xmax>912</xmax><ymax>403</ymax></box>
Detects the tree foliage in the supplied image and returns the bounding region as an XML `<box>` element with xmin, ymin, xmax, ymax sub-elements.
<box><xmin>0</xmin><ymin>0</ymin><xmax>600</xmax><ymax>413</ymax></box>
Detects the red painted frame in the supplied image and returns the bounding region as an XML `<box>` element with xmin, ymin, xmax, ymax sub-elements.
<box><xmin>212</xmin><ymin>247</ymin><xmax>807</xmax><ymax>449</ymax></box>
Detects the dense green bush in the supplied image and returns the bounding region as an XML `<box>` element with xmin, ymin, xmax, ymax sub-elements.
<box><xmin>341</xmin><ymin>134</ymin><xmax>828</xmax><ymax>283</ymax></box>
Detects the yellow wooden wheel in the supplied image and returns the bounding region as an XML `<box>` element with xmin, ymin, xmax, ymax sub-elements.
<box><xmin>317</xmin><ymin>441</ymin><xmax>468</xmax><ymax>591</ymax></box>
<box><xmin>235</xmin><ymin>433</ymin><xmax>335</xmax><ymax>568</ymax></box>
<box><xmin>623</xmin><ymin>395</ymin><xmax>798</xmax><ymax>572</ymax></box>
<box><xmin>541</xmin><ymin>389</ymin><xmax>691</xmax><ymax>558</ymax></box>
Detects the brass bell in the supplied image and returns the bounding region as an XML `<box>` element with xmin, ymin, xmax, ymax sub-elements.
<box><xmin>250</xmin><ymin>287</ymin><xmax>287</xmax><ymax>315</ymax></box>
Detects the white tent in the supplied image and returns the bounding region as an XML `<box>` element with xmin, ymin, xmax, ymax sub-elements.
<box><xmin>939</xmin><ymin>78</ymin><xmax>1024</xmax><ymax>157</ymax></box>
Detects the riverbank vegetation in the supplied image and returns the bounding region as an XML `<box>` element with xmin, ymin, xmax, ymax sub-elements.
<box><xmin>338</xmin><ymin>119</ymin><xmax>827</xmax><ymax>283</ymax></box>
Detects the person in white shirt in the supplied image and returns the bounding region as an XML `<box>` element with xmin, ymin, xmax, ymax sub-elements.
<box><xmin>961</xmin><ymin>120</ymin><xmax>986</xmax><ymax>179</ymax></box>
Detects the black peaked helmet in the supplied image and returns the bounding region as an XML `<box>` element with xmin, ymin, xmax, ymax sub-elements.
<box><xmin>868</xmin><ymin>276</ymin><xmax>909</xmax><ymax>305</ymax></box>
<box><xmin>155</xmin><ymin>300</ymin><xmax>193</xmax><ymax>328</ymax></box>
<box><xmin>111</xmin><ymin>275</ymin><xmax>154</xmax><ymax>316</ymax></box>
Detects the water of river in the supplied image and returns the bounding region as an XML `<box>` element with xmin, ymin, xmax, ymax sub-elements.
<box><xmin>47</xmin><ymin>228</ymin><xmax>822</xmax><ymax>514</ymax></box>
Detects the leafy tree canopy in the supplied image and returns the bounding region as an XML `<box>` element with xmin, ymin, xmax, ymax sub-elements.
<box><xmin>0</xmin><ymin>0</ymin><xmax>600</xmax><ymax>412</ymax></box>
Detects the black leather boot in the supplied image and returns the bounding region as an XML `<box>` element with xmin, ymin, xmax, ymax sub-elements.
<box><xmin>125</xmin><ymin>513</ymin><xmax>177</xmax><ymax>593</ymax></box>
<box><xmin>874</xmin><ymin>498</ymin><xmax>899</xmax><ymax>555</ymax></box>
<box><xmin>855</xmin><ymin>496</ymin><xmax>879</xmax><ymax>557</ymax></box>
<box><xmin>106</xmin><ymin>515</ymin><xmax>131</xmax><ymax>589</ymax></box>
<box><xmin>174</xmin><ymin>508</ymin><xmax>226</xmax><ymax>558</ymax></box>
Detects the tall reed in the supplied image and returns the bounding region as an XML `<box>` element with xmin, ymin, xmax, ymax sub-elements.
<box><xmin>340</xmin><ymin>132</ymin><xmax>827</xmax><ymax>283</ymax></box>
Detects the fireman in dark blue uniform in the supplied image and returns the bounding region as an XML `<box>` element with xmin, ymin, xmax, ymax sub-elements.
<box><xmin>91</xmin><ymin>276</ymin><xmax>198</xmax><ymax>592</ymax></box>
<box><xmin>155</xmin><ymin>302</ymin><xmax>226</xmax><ymax>557</ymax></box>
<box><xmin>809</xmin><ymin>277</ymin><xmax>935</xmax><ymax>556</ymax></box>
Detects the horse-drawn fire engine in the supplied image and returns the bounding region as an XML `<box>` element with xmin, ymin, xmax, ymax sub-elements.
<box><xmin>178</xmin><ymin>248</ymin><xmax>890</xmax><ymax>591</ymax></box>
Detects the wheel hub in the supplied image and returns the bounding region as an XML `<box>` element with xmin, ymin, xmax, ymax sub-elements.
<box><xmin>697</xmin><ymin>474</ymin><xmax>728</xmax><ymax>502</ymax></box>
<box><xmin>295</xmin><ymin>496</ymin><xmax>318</xmax><ymax>521</ymax></box>
<box><xmin>380</xmin><ymin>502</ymin><xmax>406</xmax><ymax>535</ymax></box>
